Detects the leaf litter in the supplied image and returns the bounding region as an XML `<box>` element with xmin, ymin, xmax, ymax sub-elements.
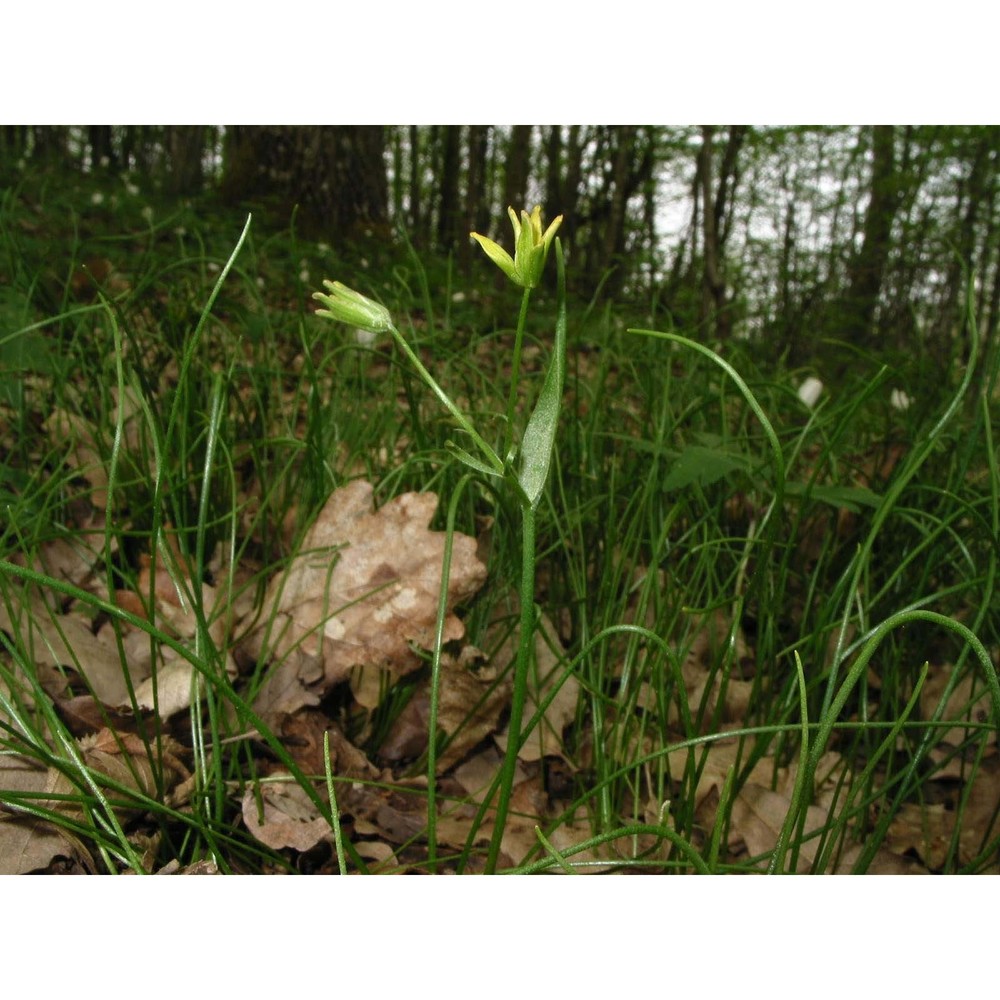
<box><xmin>2</xmin><ymin>441</ymin><xmax>999</xmax><ymax>872</ymax></box>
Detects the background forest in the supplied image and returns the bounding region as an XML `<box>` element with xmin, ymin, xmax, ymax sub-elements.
<box><xmin>3</xmin><ymin>124</ymin><xmax>998</xmax><ymax>373</ymax></box>
<box><xmin>2</xmin><ymin>124</ymin><xmax>1000</xmax><ymax>875</ymax></box>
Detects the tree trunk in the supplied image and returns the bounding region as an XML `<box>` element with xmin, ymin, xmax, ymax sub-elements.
<box><xmin>599</xmin><ymin>126</ymin><xmax>637</xmax><ymax>295</ymax></box>
<box><xmin>461</xmin><ymin>125</ymin><xmax>490</xmax><ymax>270</ymax></box>
<box><xmin>561</xmin><ymin>125</ymin><xmax>584</xmax><ymax>255</ymax></box>
<box><xmin>31</xmin><ymin>126</ymin><xmax>68</xmax><ymax>165</ymax></box>
<box><xmin>408</xmin><ymin>125</ymin><xmax>423</xmax><ymax>239</ymax></box>
<box><xmin>436</xmin><ymin>125</ymin><xmax>462</xmax><ymax>252</ymax></box>
<box><xmin>698</xmin><ymin>126</ymin><xmax>725</xmax><ymax>336</ymax></box>
<box><xmin>165</xmin><ymin>126</ymin><xmax>205</xmax><ymax>195</ymax></box>
<box><xmin>503</xmin><ymin>126</ymin><xmax>532</xmax><ymax>212</ymax></box>
<box><xmin>934</xmin><ymin>130</ymin><xmax>997</xmax><ymax>352</ymax></box>
<box><xmin>1</xmin><ymin>126</ymin><xmax>28</xmax><ymax>160</ymax></box>
<box><xmin>545</xmin><ymin>126</ymin><xmax>562</xmax><ymax>212</ymax></box>
<box><xmin>698</xmin><ymin>125</ymin><xmax>747</xmax><ymax>339</ymax></box>
<box><xmin>641</xmin><ymin>139</ymin><xmax>659</xmax><ymax>296</ymax></box>
<box><xmin>220</xmin><ymin>126</ymin><xmax>386</xmax><ymax>237</ymax></box>
<box><xmin>843</xmin><ymin>125</ymin><xmax>899</xmax><ymax>349</ymax></box>
<box><xmin>88</xmin><ymin>126</ymin><xmax>115</xmax><ymax>170</ymax></box>
<box><xmin>391</xmin><ymin>126</ymin><xmax>404</xmax><ymax>225</ymax></box>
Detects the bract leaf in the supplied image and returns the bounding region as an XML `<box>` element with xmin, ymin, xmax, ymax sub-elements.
<box><xmin>518</xmin><ymin>239</ymin><xmax>566</xmax><ymax>508</ymax></box>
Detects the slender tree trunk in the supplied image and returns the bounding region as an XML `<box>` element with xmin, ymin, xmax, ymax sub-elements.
<box><xmin>345</xmin><ymin>126</ymin><xmax>387</xmax><ymax>227</ymax></box>
<box><xmin>641</xmin><ymin>136</ymin><xmax>659</xmax><ymax>296</ymax></box>
<box><xmin>485</xmin><ymin>129</ymin><xmax>500</xmax><ymax>226</ymax></box>
<box><xmin>461</xmin><ymin>125</ymin><xmax>489</xmax><ymax>270</ymax></box>
<box><xmin>698</xmin><ymin>126</ymin><xmax>725</xmax><ymax>335</ymax></box>
<box><xmin>715</xmin><ymin>126</ymin><xmax>748</xmax><ymax>246</ymax></box>
<box><xmin>844</xmin><ymin>125</ymin><xmax>899</xmax><ymax>349</ymax></box>
<box><xmin>31</xmin><ymin>126</ymin><xmax>68</xmax><ymax>165</ymax></box>
<box><xmin>503</xmin><ymin>126</ymin><xmax>532</xmax><ymax>212</ymax></box>
<box><xmin>1</xmin><ymin>126</ymin><xmax>27</xmax><ymax>159</ymax></box>
<box><xmin>408</xmin><ymin>125</ymin><xmax>422</xmax><ymax>239</ymax></box>
<box><xmin>545</xmin><ymin>126</ymin><xmax>562</xmax><ymax>212</ymax></box>
<box><xmin>391</xmin><ymin>126</ymin><xmax>404</xmax><ymax>225</ymax></box>
<box><xmin>88</xmin><ymin>126</ymin><xmax>115</xmax><ymax>170</ymax></box>
<box><xmin>698</xmin><ymin>125</ymin><xmax>747</xmax><ymax>338</ymax></box>
<box><xmin>599</xmin><ymin>126</ymin><xmax>636</xmax><ymax>295</ymax></box>
<box><xmin>985</xmin><ymin>245</ymin><xmax>1000</xmax><ymax>357</ymax></box>
<box><xmin>934</xmin><ymin>131</ymin><xmax>996</xmax><ymax>352</ymax></box>
<box><xmin>778</xmin><ymin>192</ymin><xmax>797</xmax><ymax>358</ymax></box>
<box><xmin>165</xmin><ymin>125</ymin><xmax>205</xmax><ymax>195</ymax></box>
<box><xmin>436</xmin><ymin>125</ymin><xmax>462</xmax><ymax>252</ymax></box>
<box><xmin>561</xmin><ymin>125</ymin><xmax>583</xmax><ymax>254</ymax></box>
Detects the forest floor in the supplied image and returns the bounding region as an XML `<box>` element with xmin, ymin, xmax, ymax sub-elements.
<box><xmin>1</xmin><ymin>169</ymin><xmax>999</xmax><ymax>873</ymax></box>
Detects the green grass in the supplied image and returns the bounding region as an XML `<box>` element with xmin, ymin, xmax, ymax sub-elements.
<box><xmin>2</xmin><ymin>171</ymin><xmax>999</xmax><ymax>873</ymax></box>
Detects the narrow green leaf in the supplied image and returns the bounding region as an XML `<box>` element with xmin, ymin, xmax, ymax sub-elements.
<box><xmin>784</xmin><ymin>482</ymin><xmax>882</xmax><ymax>512</ymax></box>
<box><xmin>445</xmin><ymin>441</ymin><xmax>504</xmax><ymax>480</ymax></box>
<box><xmin>663</xmin><ymin>445</ymin><xmax>750</xmax><ymax>492</ymax></box>
<box><xmin>518</xmin><ymin>239</ymin><xmax>566</xmax><ymax>508</ymax></box>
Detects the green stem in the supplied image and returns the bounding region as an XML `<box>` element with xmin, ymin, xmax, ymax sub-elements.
<box><xmin>502</xmin><ymin>288</ymin><xmax>533</xmax><ymax>461</ymax></box>
<box><xmin>387</xmin><ymin>324</ymin><xmax>503</xmax><ymax>474</ymax></box>
<box><xmin>484</xmin><ymin>502</ymin><xmax>536</xmax><ymax>873</ymax></box>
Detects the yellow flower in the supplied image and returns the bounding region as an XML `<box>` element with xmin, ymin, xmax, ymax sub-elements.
<box><xmin>470</xmin><ymin>206</ymin><xmax>562</xmax><ymax>289</ymax></box>
<box><xmin>312</xmin><ymin>280</ymin><xmax>393</xmax><ymax>333</ymax></box>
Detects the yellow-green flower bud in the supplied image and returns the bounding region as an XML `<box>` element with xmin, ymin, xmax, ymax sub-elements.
<box><xmin>313</xmin><ymin>280</ymin><xmax>393</xmax><ymax>333</ymax></box>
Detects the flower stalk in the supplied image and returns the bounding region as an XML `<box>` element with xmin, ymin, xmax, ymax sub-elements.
<box><xmin>314</xmin><ymin>205</ymin><xmax>565</xmax><ymax>873</ymax></box>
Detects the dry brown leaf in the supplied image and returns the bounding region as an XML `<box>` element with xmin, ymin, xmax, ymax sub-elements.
<box><xmin>379</xmin><ymin>646</ymin><xmax>511</xmax><ymax>771</ymax></box>
<box><xmin>353</xmin><ymin>839</ymin><xmax>398</xmax><ymax>870</ymax></box>
<box><xmin>727</xmin><ymin>781</ymin><xmax>916</xmax><ymax>873</ymax></box>
<box><xmin>919</xmin><ymin>664</ymin><xmax>997</xmax><ymax>758</ymax></box>
<box><xmin>41</xmin><ymin>728</ymin><xmax>189</xmax><ymax>824</ymax></box>
<box><xmin>154</xmin><ymin>859</ymin><xmax>221</xmax><ymax>874</ymax></box>
<box><xmin>665</xmin><ymin>737</ymin><xmax>773</xmax><ymax>821</ymax></box>
<box><xmin>730</xmin><ymin>782</ymin><xmax>836</xmax><ymax>871</ymax></box>
<box><xmin>44</xmin><ymin>388</ymin><xmax>145</xmax><ymax>508</ymax></box>
<box><xmin>957</xmin><ymin>759</ymin><xmax>1000</xmax><ymax>862</ymax></box>
<box><xmin>45</xmin><ymin>408</ymin><xmax>109</xmax><ymax>504</ymax></box>
<box><xmin>1</xmin><ymin>541</ymin><xmax>236</xmax><ymax>725</ymax></box>
<box><xmin>666</xmin><ymin>610</ymin><xmax>754</xmax><ymax>732</ymax></box>
<box><xmin>0</xmin><ymin>754</ymin><xmax>97</xmax><ymax>874</ymax></box>
<box><xmin>110</xmin><ymin>551</ymin><xmax>239</xmax><ymax>718</ymax></box>
<box><xmin>886</xmin><ymin>802</ymin><xmax>954</xmax><ymax>871</ymax></box>
<box><xmin>437</xmin><ymin>753</ymin><xmax>608</xmax><ymax>871</ymax></box>
<box><xmin>242</xmin><ymin>777</ymin><xmax>332</xmax><ymax>852</ymax></box>
<box><xmin>135</xmin><ymin>557</ymin><xmax>238</xmax><ymax>715</ymax></box>
<box><xmin>887</xmin><ymin>758</ymin><xmax>1000</xmax><ymax>870</ymax></box>
<box><xmin>0</xmin><ymin>598</ymin><xmax>141</xmax><ymax>707</ymax></box>
<box><xmin>30</xmin><ymin>517</ymin><xmax>108</xmax><ymax>590</ymax></box>
<box><xmin>451</xmin><ymin>744</ymin><xmax>509</xmax><ymax>805</ymax></box>
<box><xmin>282</xmin><ymin>712</ymin><xmax>382</xmax><ymax>784</ymax></box>
<box><xmin>51</xmin><ymin>694</ymin><xmax>140</xmax><ymax>739</ymax></box>
<box><xmin>130</xmin><ymin>659</ymin><xmax>199</xmax><ymax>718</ymax></box>
<box><xmin>241</xmin><ymin>480</ymin><xmax>486</xmax><ymax>723</ymax></box>
<box><xmin>246</xmin><ymin>715</ymin><xmax>432</xmax><ymax>858</ymax></box>
<box><xmin>475</xmin><ymin>775</ymin><xmax>612</xmax><ymax>872</ymax></box>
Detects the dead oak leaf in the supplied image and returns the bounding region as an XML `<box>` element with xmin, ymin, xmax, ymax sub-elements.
<box><xmin>887</xmin><ymin>757</ymin><xmax>1000</xmax><ymax>870</ymax></box>
<box><xmin>241</xmin><ymin>480</ymin><xmax>486</xmax><ymax>722</ymax></box>
<box><xmin>0</xmin><ymin>597</ymin><xmax>142</xmax><ymax>708</ymax></box>
<box><xmin>918</xmin><ymin>665</ymin><xmax>998</xmax><ymax>770</ymax></box>
<box><xmin>378</xmin><ymin>646</ymin><xmax>511</xmax><ymax>772</ymax></box>
<box><xmin>0</xmin><ymin>754</ymin><xmax>96</xmax><ymax>874</ymax></box>
<box><xmin>242</xmin><ymin>776</ymin><xmax>332</xmax><ymax>853</ymax></box>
